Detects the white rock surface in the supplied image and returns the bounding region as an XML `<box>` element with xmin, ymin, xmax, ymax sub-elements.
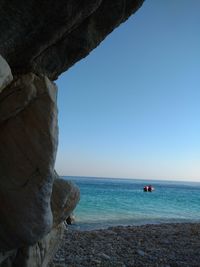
<box><xmin>0</xmin><ymin>55</ymin><xmax>13</xmax><ymax>93</ymax></box>
<box><xmin>0</xmin><ymin>73</ymin><xmax>58</xmax><ymax>250</ymax></box>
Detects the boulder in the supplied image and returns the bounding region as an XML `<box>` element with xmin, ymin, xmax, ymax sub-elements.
<box><xmin>0</xmin><ymin>174</ymin><xmax>80</xmax><ymax>266</ymax></box>
<box><xmin>0</xmin><ymin>55</ymin><xmax>13</xmax><ymax>93</ymax></box>
<box><xmin>66</xmin><ymin>215</ymin><xmax>75</xmax><ymax>225</ymax></box>
<box><xmin>51</xmin><ymin>176</ymin><xmax>80</xmax><ymax>227</ymax></box>
<box><xmin>0</xmin><ymin>73</ymin><xmax>58</xmax><ymax>250</ymax></box>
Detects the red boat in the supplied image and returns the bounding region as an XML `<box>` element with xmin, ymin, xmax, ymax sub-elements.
<box><xmin>143</xmin><ymin>185</ymin><xmax>155</xmax><ymax>192</ymax></box>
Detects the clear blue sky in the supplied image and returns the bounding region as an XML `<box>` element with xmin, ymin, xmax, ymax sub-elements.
<box><xmin>55</xmin><ymin>0</ymin><xmax>200</xmax><ymax>181</ymax></box>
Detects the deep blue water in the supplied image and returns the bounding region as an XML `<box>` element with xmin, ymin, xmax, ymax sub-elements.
<box><xmin>63</xmin><ymin>176</ymin><xmax>200</xmax><ymax>230</ymax></box>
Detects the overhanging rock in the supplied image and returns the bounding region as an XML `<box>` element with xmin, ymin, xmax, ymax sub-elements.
<box><xmin>0</xmin><ymin>0</ymin><xmax>145</xmax><ymax>80</ymax></box>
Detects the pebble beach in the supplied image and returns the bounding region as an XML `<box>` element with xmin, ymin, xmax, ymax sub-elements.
<box><xmin>50</xmin><ymin>223</ymin><xmax>200</xmax><ymax>267</ymax></box>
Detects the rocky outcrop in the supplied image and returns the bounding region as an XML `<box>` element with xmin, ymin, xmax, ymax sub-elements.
<box><xmin>0</xmin><ymin>1</ymin><xmax>144</xmax><ymax>266</ymax></box>
<box><xmin>0</xmin><ymin>0</ymin><xmax>144</xmax><ymax>80</ymax></box>
<box><xmin>51</xmin><ymin>176</ymin><xmax>80</xmax><ymax>227</ymax></box>
<box><xmin>1</xmin><ymin>224</ymin><xmax>64</xmax><ymax>267</ymax></box>
<box><xmin>0</xmin><ymin>73</ymin><xmax>58</xmax><ymax>250</ymax></box>
<box><xmin>0</xmin><ymin>175</ymin><xmax>80</xmax><ymax>267</ymax></box>
<box><xmin>0</xmin><ymin>55</ymin><xmax>13</xmax><ymax>93</ymax></box>
<box><xmin>0</xmin><ymin>73</ymin><xmax>80</xmax><ymax>265</ymax></box>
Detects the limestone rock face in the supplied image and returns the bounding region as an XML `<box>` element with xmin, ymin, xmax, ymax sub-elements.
<box><xmin>0</xmin><ymin>55</ymin><xmax>13</xmax><ymax>93</ymax></box>
<box><xmin>0</xmin><ymin>73</ymin><xmax>58</xmax><ymax>250</ymax></box>
<box><xmin>0</xmin><ymin>1</ymin><xmax>145</xmax><ymax>265</ymax></box>
<box><xmin>0</xmin><ymin>224</ymin><xmax>64</xmax><ymax>267</ymax></box>
<box><xmin>51</xmin><ymin>176</ymin><xmax>80</xmax><ymax>227</ymax></box>
<box><xmin>0</xmin><ymin>250</ymin><xmax>16</xmax><ymax>267</ymax></box>
<box><xmin>0</xmin><ymin>0</ymin><xmax>144</xmax><ymax>80</ymax></box>
<box><xmin>12</xmin><ymin>224</ymin><xmax>64</xmax><ymax>267</ymax></box>
<box><xmin>0</xmin><ymin>173</ymin><xmax>80</xmax><ymax>266</ymax></box>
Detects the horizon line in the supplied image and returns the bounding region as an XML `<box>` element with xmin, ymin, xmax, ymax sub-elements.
<box><xmin>59</xmin><ymin>175</ymin><xmax>200</xmax><ymax>183</ymax></box>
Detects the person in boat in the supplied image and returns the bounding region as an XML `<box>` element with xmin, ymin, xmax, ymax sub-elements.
<box><xmin>143</xmin><ymin>185</ymin><xmax>148</xmax><ymax>192</ymax></box>
<box><xmin>148</xmin><ymin>185</ymin><xmax>154</xmax><ymax>191</ymax></box>
<box><xmin>143</xmin><ymin>185</ymin><xmax>154</xmax><ymax>192</ymax></box>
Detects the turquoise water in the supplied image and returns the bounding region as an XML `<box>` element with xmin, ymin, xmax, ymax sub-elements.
<box><xmin>64</xmin><ymin>176</ymin><xmax>200</xmax><ymax>230</ymax></box>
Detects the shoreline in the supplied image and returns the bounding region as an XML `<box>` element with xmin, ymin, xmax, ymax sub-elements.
<box><xmin>66</xmin><ymin>217</ymin><xmax>200</xmax><ymax>231</ymax></box>
<box><xmin>50</xmin><ymin>222</ymin><xmax>200</xmax><ymax>267</ymax></box>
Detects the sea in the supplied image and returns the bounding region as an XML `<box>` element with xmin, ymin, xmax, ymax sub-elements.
<box><xmin>63</xmin><ymin>176</ymin><xmax>200</xmax><ymax>230</ymax></box>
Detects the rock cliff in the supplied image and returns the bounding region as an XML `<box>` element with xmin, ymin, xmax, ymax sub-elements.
<box><xmin>0</xmin><ymin>0</ymin><xmax>144</xmax><ymax>80</ymax></box>
<box><xmin>0</xmin><ymin>0</ymin><xmax>144</xmax><ymax>266</ymax></box>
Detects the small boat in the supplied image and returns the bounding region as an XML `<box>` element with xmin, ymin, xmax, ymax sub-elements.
<box><xmin>143</xmin><ymin>185</ymin><xmax>155</xmax><ymax>192</ymax></box>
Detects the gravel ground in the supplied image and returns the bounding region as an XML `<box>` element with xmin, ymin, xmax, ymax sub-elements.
<box><xmin>49</xmin><ymin>223</ymin><xmax>200</xmax><ymax>267</ymax></box>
